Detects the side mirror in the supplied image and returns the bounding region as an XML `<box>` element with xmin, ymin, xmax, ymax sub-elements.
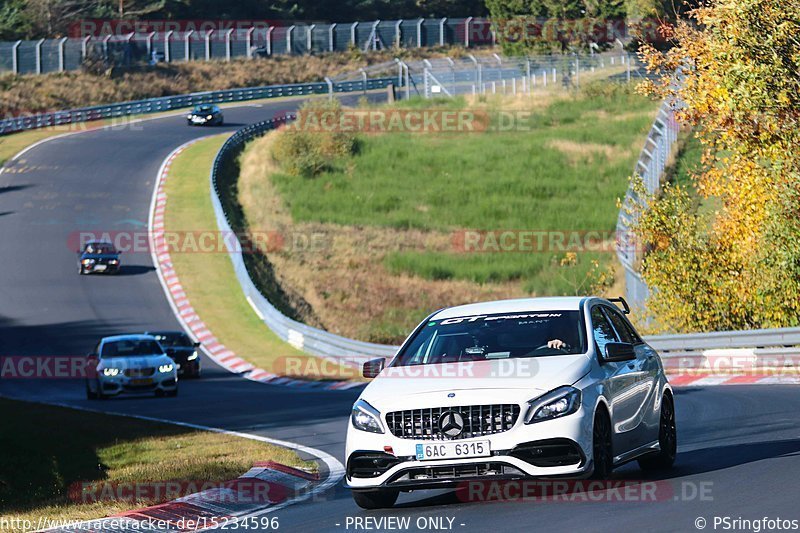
<box><xmin>603</xmin><ymin>342</ymin><xmax>635</xmax><ymax>362</ymax></box>
<box><xmin>362</xmin><ymin>358</ymin><xmax>385</xmax><ymax>379</ymax></box>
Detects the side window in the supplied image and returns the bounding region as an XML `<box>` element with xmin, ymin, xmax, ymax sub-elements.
<box><xmin>591</xmin><ymin>306</ymin><xmax>618</xmax><ymax>356</ymax></box>
<box><xmin>604</xmin><ymin>307</ymin><xmax>634</xmax><ymax>344</ymax></box>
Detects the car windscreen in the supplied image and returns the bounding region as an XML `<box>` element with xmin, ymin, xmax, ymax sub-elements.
<box><xmin>392</xmin><ymin>311</ymin><xmax>585</xmax><ymax>367</ymax></box>
<box><xmin>194</xmin><ymin>106</ymin><xmax>214</xmax><ymax>113</ymax></box>
<box><xmin>101</xmin><ymin>339</ymin><xmax>164</xmax><ymax>357</ymax></box>
<box><xmin>151</xmin><ymin>333</ymin><xmax>192</xmax><ymax>347</ymax></box>
<box><xmin>86</xmin><ymin>244</ymin><xmax>116</xmax><ymax>254</ymax></box>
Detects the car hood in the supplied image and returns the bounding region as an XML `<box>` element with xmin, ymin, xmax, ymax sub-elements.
<box><xmin>100</xmin><ymin>354</ymin><xmax>173</xmax><ymax>369</ymax></box>
<box><xmin>361</xmin><ymin>355</ymin><xmax>591</xmax><ymax>411</ymax></box>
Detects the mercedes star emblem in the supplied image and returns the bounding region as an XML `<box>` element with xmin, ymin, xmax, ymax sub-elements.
<box><xmin>439</xmin><ymin>411</ymin><xmax>465</xmax><ymax>437</ymax></box>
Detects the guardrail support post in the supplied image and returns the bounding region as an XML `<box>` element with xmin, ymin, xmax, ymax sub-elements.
<box><xmin>360</xmin><ymin>68</ymin><xmax>367</xmax><ymax>94</ymax></box>
<box><xmin>246</xmin><ymin>27</ymin><xmax>255</xmax><ymax>58</ymax></box>
<box><xmin>465</xmin><ymin>17</ymin><xmax>473</xmax><ymax>47</ymax></box>
<box><xmin>165</xmin><ymin>30</ymin><xmax>174</xmax><ymax>62</ymax></box>
<box><xmin>395</xmin><ymin>20</ymin><xmax>402</xmax><ymax>48</ymax></box>
<box><xmin>627</xmin><ymin>53</ymin><xmax>631</xmax><ymax>82</ymax></box>
<box><xmin>184</xmin><ymin>30</ymin><xmax>194</xmax><ymax>61</ymax></box>
<box><xmin>350</xmin><ymin>22</ymin><xmax>359</xmax><ymax>47</ymax></box>
<box><xmin>307</xmin><ymin>24</ymin><xmax>315</xmax><ymax>54</ymax></box>
<box><xmin>34</xmin><ymin>38</ymin><xmax>45</xmax><ymax>74</ymax></box>
<box><xmin>225</xmin><ymin>28</ymin><xmax>234</xmax><ymax>61</ymax></box>
<box><xmin>416</xmin><ymin>19</ymin><xmax>424</xmax><ymax>47</ymax></box>
<box><xmin>329</xmin><ymin>23</ymin><xmax>336</xmax><ymax>52</ymax></box>
<box><xmin>439</xmin><ymin>18</ymin><xmax>447</xmax><ymax>46</ymax></box>
<box><xmin>11</xmin><ymin>40</ymin><xmax>21</xmax><ymax>74</ymax></box>
<box><xmin>324</xmin><ymin>76</ymin><xmax>334</xmax><ymax>100</ymax></box>
<box><xmin>57</xmin><ymin>36</ymin><xmax>68</xmax><ymax>72</ymax></box>
<box><xmin>287</xmin><ymin>25</ymin><xmax>295</xmax><ymax>54</ymax></box>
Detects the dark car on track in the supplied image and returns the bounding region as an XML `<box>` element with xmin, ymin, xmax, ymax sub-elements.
<box><xmin>77</xmin><ymin>241</ymin><xmax>121</xmax><ymax>275</ymax></box>
<box><xmin>145</xmin><ymin>330</ymin><xmax>202</xmax><ymax>378</ymax></box>
<box><xmin>186</xmin><ymin>104</ymin><xmax>224</xmax><ymax>126</ymax></box>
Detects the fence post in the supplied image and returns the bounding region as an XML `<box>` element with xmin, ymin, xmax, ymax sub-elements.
<box><xmin>360</xmin><ymin>68</ymin><xmax>367</xmax><ymax>94</ymax></box>
<box><xmin>33</xmin><ymin>39</ymin><xmax>43</xmax><ymax>74</ymax></box>
<box><xmin>424</xmin><ymin>67</ymin><xmax>429</xmax><ymax>98</ymax></box>
<box><xmin>246</xmin><ymin>27</ymin><xmax>255</xmax><ymax>58</ymax></box>
<box><xmin>575</xmin><ymin>54</ymin><xmax>580</xmax><ymax>88</ymax></box>
<box><xmin>102</xmin><ymin>35</ymin><xmax>112</xmax><ymax>62</ymax></box>
<box><xmin>307</xmin><ymin>24</ymin><xmax>315</xmax><ymax>54</ymax></box>
<box><xmin>371</xmin><ymin>20</ymin><xmax>380</xmax><ymax>51</ymax></box>
<box><xmin>286</xmin><ymin>25</ymin><xmax>295</xmax><ymax>54</ymax></box>
<box><xmin>627</xmin><ymin>53</ymin><xmax>631</xmax><ymax>82</ymax></box>
<box><xmin>439</xmin><ymin>18</ymin><xmax>447</xmax><ymax>46</ymax></box>
<box><xmin>145</xmin><ymin>32</ymin><xmax>155</xmax><ymax>58</ymax></box>
<box><xmin>395</xmin><ymin>20</ymin><xmax>402</xmax><ymax>48</ymax></box>
<box><xmin>266</xmin><ymin>26</ymin><xmax>274</xmax><ymax>55</ymax></box>
<box><xmin>542</xmin><ymin>69</ymin><xmax>547</xmax><ymax>87</ymax></box>
<box><xmin>350</xmin><ymin>22</ymin><xmax>359</xmax><ymax>47</ymax></box>
<box><xmin>57</xmin><ymin>36</ymin><xmax>68</xmax><ymax>72</ymax></box>
<box><xmin>329</xmin><ymin>23</ymin><xmax>336</xmax><ymax>52</ymax></box>
<box><xmin>225</xmin><ymin>28</ymin><xmax>234</xmax><ymax>61</ymax></box>
<box><xmin>324</xmin><ymin>76</ymin><xmax>334</xmax><ymax>100</ymax></box>
<box><xmin>11</xmin><ymin>40</ymin><xmax>20</xmax><ymax>74</ymax></box>
<box><xmin>164</xmin><ymin>30</ymin><xmax>173</xmax><ymax>62</ymax></box>
<box><xmin>465</xmin><ymin>16</ymin><xmax>473</xmax><ymax>47</ymax></box>
<box><xmin>205</xmin><ymin>30</ymin><xmax>212</xmax><ymax>60</ymax></box>
<box><xmin>446</xmin><ymin>56</ymin><xmax>456</xmax><ymax>95</ymax></box>
<box><xmin>416</xmin><ymin>18</ymin><xmax>423</xmax><ymax>47</ymax></box>
<box><xmin>184</xmin><ymin>30</ymin><xmax>194</xmax><ymax>61</ymax></box>
<box><xmin>81</xmin><ymin>36</ymin><xmax>91</xmax><ymax>62</ymax></box>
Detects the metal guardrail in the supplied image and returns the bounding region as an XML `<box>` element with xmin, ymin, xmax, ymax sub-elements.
<box><xmin>209</xmin><ymin>116</ymin><xmax>398</xmax><ymax>363</ymax></box>
<box><xmin>0</xmin><ymin>77</ymin><xmax>394</xmax><ymax>136</ymax></box>
<box><xmin>615</xmin><ymin>102</ymin><xmax>680</xmax><ymax>309</ymax></box>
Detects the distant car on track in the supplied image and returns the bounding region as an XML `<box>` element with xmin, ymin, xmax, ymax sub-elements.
<box><xmin>77</xmin><ymin>241</ymin><xmax>121</xmax><ymax>275</ymax></box>
<box><xmin>144</xmin><ymin>330</ymin><xmax>202</xmax><ymax>378</ymax></box>
<box><xmin>345</xmin><ymin>296</ymin><xmax>676</xmax><ymax>509</ymax></box>
<box><xmin>85</xmin><ymin>334</ymin><xmax>179</xmax><ymax>399</ymax></box>
<box><xmin>187</xmin><ymin>104</ymin><xmax>224</xmax><ymax>126</ymax></box>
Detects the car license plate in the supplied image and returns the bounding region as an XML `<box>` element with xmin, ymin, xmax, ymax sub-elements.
<box><xmin>131</xmin><ymin>378</ymin><xmax>153</xmax><ymax>385</ymax></box>
<box><xmin>416</xmin><ymin>440</ymin><xmax>490</xmax><ymax>461</ymax></box>
<box><xmin>94</xmin><ymin>264</ymin><xmax>106</xmax><ymax>271</ymax></box>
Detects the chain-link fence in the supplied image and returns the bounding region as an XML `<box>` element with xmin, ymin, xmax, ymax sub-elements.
<box><xmin>0</xmin><ymin>18</ymin><xmax>494</xmax><ymax>75</ymax></box>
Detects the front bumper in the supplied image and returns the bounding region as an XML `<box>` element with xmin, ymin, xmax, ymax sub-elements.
<box><xmin>82</xmin><ymin>262</ymin><xmax>120</xmax><ymax>273</ymax></box>
<box><xmin>345</xmin><ymin>407</ymin><xmax>593</xmax><ymax>490</ymax></box>
<box><xmin>98</xmin><ymin>372</ymin><xmax>177</xmax><ymax>396</ymax></box>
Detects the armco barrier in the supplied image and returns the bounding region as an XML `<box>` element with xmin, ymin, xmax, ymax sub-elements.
<box><xmin>0</xmin><ymin>77</ymin><xmax>394</xmax><ymax>135</ymax></box>
<box><xmin>207</xmin><ymin>117</ymin><xmax>800</xmax><ymax>368</ymax></box>
<box><xmin>208</xmin><ymin>116</ymin><xmax>397</xmax><ymax>362</ymax></box>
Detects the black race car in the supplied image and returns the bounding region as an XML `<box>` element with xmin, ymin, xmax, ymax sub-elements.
<box><xmin>77</xmin><ymin>241</ymin><xmax>121</xmax><ymax>275</ymax></box>
<box><xmin>145</xmin><ymin>330</ymin><xmax>202</xmax><ymax>378</ymax></box>
<box><xmin>186</xmin><ymin>104</ymin><xmax>224</xmax><ymax>126</ymax></box>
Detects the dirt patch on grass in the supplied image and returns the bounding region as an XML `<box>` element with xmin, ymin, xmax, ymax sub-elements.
<box><xmin>545</xmin><ymin>139</ymin><xmax>620</xmax><ymax>164</ymax></box>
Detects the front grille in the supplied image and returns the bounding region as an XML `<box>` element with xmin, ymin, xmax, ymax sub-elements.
<box><xmin>386</xmin><ymin>404</ymin><xmax>521</xmax><ymax>440</ymax></box>
<box><xmin>124</xmin><ymin>367</ymin><xmax>155</xmax><ymax>377</ymax></box>
<box><xmin>388</xmin><ymin>462</ymin><xmax>524</xmax><ymax>484</ymax></box>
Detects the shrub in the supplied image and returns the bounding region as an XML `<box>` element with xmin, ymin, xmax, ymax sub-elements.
<box><xmin>270</xmin><ymin>99</ymin><xmax>358</xmax><ymax>178</ymax></box>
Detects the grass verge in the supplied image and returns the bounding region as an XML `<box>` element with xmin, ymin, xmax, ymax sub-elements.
<box><xmin>163</xmin><ymin>135</ymin><xmax>354</xmax><ymax>377</ymax></box>
<box><xmin>0</xmin><ymin>397</ymin><xmax>312</xmax><ymax>529</ymax></box>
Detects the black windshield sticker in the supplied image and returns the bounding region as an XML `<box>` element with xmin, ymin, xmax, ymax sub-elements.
<box><xmin>439</xmin><ymin>313</ymin><xmax>563</xmax><ymax>325</ymax></box>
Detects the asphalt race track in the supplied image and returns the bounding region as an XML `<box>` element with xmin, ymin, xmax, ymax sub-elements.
<box><xmin>1</xmin><ymin>98</ymin><xmax>800</xmax><ymax>532</ymax></box>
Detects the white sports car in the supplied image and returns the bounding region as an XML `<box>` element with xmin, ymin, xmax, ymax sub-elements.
<box><xmin>85</xmin><ymin>334</ymin><xmax>179</xmax><ymax>399</ymax></box>
<box><xmin>345</xmin><ymin>297</ymin><xmax>676</xmax><ymax>509</ymax></box>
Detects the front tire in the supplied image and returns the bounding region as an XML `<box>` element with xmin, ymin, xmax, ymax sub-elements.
<box><xmin>85</xmin><ymin>380</ymin><xmax>97</xmax><ymax>400</ymax></box>
<box><xmin>638</xmin><ymin>393</ymin><xmax>677</xmax><ymax>472</ymax></box>
<box><xmin>590</xmin><ymin>407</ymin><xmax>613</xmax><ymax>479</ymax></box>
<box><xmin>352</xmin><ymin>489</ymin><xmax>398</xmax><ymax>510</ymax></box>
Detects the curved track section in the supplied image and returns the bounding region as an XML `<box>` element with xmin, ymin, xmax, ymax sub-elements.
<box><xmin>1</xmin><ymin>98</ymin><xmax>799</xmax><ymax>531</ymax></box>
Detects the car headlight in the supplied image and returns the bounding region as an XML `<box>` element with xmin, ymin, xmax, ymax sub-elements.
<box><xmin>206</xmin><ymin>115</ymin><xmax>212</xmax><ymax>119</ymax></box>
<box><xmin>351</xmin><ymin>399</ymin><xmax>384</xmax><ymax>434</ymax></box>
<box><xmin>158</xmin><ymin>364</ymin><xmax>174</xmax><ymax>373</ymax></box>
<box><xmin>187</xmin><ymin>351</ymin><xmax>198</xmax><ymax>361</ymax></box>
<box><xmin>108</xmin><ymin>259</ymin><xmax>118</xmax><ymax>264</ymax></box>
<box><xmin>81</xmin><ymin>259</ymin><xmax>94</xmax><ymax>265</ymax></box>
<box><xmin>102</xmin><ymin>367</ymin><xmax>119</xmax><ymax>377</ymax></box>
<box><xmin>525</xmin><ymin>386</ymin><xmax>581</xmax><ymax>424</ymax></box>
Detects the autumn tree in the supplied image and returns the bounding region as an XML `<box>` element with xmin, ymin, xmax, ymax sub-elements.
<box><xmin>634</xmin><ymin>0</ymin><xmax>800</xmax><ymax>332</ymax></box>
